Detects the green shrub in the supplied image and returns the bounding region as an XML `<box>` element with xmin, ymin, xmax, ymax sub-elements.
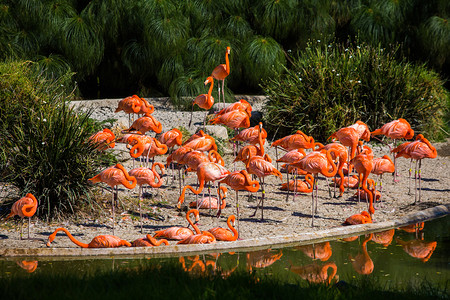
<box><xmin>0</xmin><ymin>61</ymin><xmax>116</xmax><ymax>219</ymax></box>
<box><xmin>262</xmin><ymin>41</ymin><xmax>449</xmax><ymax>141</ymax></box>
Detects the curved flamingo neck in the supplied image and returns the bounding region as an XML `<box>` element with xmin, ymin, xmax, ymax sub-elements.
<box><xmin>305</xmin><ymin>174</ymin><xmax>314</xmax><ymax>191</ymax></box>
<box><xmin>225</xmin><ymin>49</ymin><xmax>230</xmax><ymax>74</ymax></box>
<box><xmin>22</xmin><ymin>193</ymin><xmax>38</xmax><ymax>217</ymax></box>
<box><xmin>242</xmin><ymin>170</ymin><xmax>260</xmax><ymax>192</ymax></box>
<box><xmin>227</xmin><ymin>216</ymin><xmax>238</xmax><ymax>240</ymax></box>
<box><xmin>258</xmin><ymin>124</ymin><xmax>265</xmax><ymax>156</ymax></box>
<box><xmin>50</xmin><ymin>228</ymin><xmax>89</xmax><ymax>248</ymax></box>
<box><xmin>207</xmin><ymin>78</ymin><xmax>214</xmax><ymax>99</ymax></box>
<box><xmin>115</xmin><ymin>164</ymin><xmax>137</xmax><ymax>189</ymax></box>
<box><xmin>322</xmin><ymin>149</ymin><xmax>338</xmax><ymax>177</ymax></box>
<box><xmin>187</xmin><ymin>210</ymin><xmax>201</xmax><ymax>234</ymax></box>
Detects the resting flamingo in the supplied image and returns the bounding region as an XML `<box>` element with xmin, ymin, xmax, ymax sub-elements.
<box><xmin>177</xmin><ymin>230</ymin><xmax>216</xmax><ymax>245</ymax></box>
<box><xmin>123</xmin><ymin>113</ymin><xmax>162</xmax><ymax>135</ymax></box>
<box><xmin>153</xmin><ymin>209</ymin><xmax>200</xmax><ymax>240</ymax></box>
<box><xmin>290</xmin><ymin>149</ymin><xmax>339</xmax><ymax>226</ymax></box>
<box><xmin>5</xmin><ymin>193</ymin><xmax>38</xmax><ymax>240</ymax></box>
<box><xmin>371</xmin><ymin>118</ymin><xmax>414</xmax><ymax>182</ymax></box>
<box><xmin>276</xmin><ymin>148</ymin><xmax>306</xmax><ymax>201</ymax></box>
<box><xmin>46</xmin><ymin>227</ymin><xmax>131</xmax><ymax>248</ymax></box>
<box><xmin>371</xmin><ymin>155</ymin><xmax>395</xmax><ymax>205</ymax></box>
<box><xmin>189</xmin><ymin>186</ymin><xmax>228</xmax><ymax>210</ymax></box>
<box><xmin>280</xmin><ymin>174</ymin><xmax>314</xmax><ymax>194</ymax></box>
<box><xmin>189</xmin><ymin>76</ymin><xmax>214</xmax><ymax>127</ymax></box>
<box><xmin>209</xmin><ymin>109</ymin><xmax>251</xmax><ymax>130</ymax></box>
<box><xmin>88</xmin><ymin>128</ymin><xmax>116</xmax><ymax>151</ymax></box>
<box><xmin>158</xmin><ymin>128</ymin><xmax>183</xmax><ymax>153</ymax></box>
<box><xmin>344</xmin><ymin>211</ymin><xmax>372</xmax><ymax>225</ymax></box>
<box><xmin>88</xmin><ymin>164</ymin><xmax>137</xmax><ymax>235</ymax></box>
<box><xmin>215</xmin><ymin>99</ymin><xmax>252</xmax><ymax>118</ymax></box>
<box><xmin>132</xmin><ymin>235</ymin><xmax>169</xmax><ymax>247</ymax></box>
<box><xmin>208</xmin><ymin>215</ymin><xmax>239</xmax><ymax>241</ymax></box>
<box><xmin>392</xmin><ymin>134</ymin><xmax>437</xmax><ymax>203</ymax></box>
<box><xmin>211</xmin><ymin>46</ymin><xmax>231</xmax><ymax>106</ymax></box>
<box><xmin>129</xmin><ymin>163</ymin><xmax>165</xmax><ymax>233</ymax></box>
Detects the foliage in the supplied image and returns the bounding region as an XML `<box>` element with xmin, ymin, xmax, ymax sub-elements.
<box><xmin>262</xmin><ymin>41</ymin><xmax>449</xmax><ymax>141</ymax></box>
<box><xmin>0</xmin><ymin>60</ymin><xmax>116</xmax><ymax>219</ymax></box>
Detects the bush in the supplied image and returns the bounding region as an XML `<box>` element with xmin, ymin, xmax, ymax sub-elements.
<box><xmin>0</xmin><ymin>61</ymin><xmax>116</xmax><ymax>219</ymax></box>
<box><xmin>261</xmin><ymin>41</ymin><xmax>449</xmax><ymax>141</ymax></box>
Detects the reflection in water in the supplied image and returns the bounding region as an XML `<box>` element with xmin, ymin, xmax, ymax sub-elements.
<box><xmin>295</xmin><ymin>242</ymin><xmax>332</xmax><ymax>261</ymax></box>
<box><xmin>399</xmin><ymin>222</ymin><xmax>425</xmax><ymax>234</ymax></box>
<box><xmin>395</xmin><ymin>233</ymin><xmax>437</xmax><ymax>263</ymax></box>
<box><xmin>16</xmin><ymin>260</ymin><xmax>38</xmax><ymax>273</ymax></box>
<box><xmin>349</xmin><ymin>234</ymin><xmax>373</xmax><ymax>275</ymax></box>
<box><xmin>342</xmin><ymin>236</ymin><xmax>359</xmax><ymax>242</ymax></box>
<box><xmin>372</xmin><ymin>229</ymin><xmax>395</xmax><ymax>247</ymax></box>
<box><xmin>246</xmin><ymin>249</ymin><xmax>283</xmax><ymax>272</ymax></box>
<box><xmin>290</xmin><ymin>262</ymin><xmax>338</xmax><ymax>284</ymax></box>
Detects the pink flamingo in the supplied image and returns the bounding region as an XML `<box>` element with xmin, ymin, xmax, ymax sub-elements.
<box><xmin>208</xmin><ymin>215</ymin><xmax>239</xmax><ymax>241</ymax></box>
<box><xmin>46</xmin><ymin>227</ymin><xmax>131</xmax><ymax>248</ymax></box>
<box><xmin>211</xmin><ymin>46</ymin><xmax>231</xmax><ymax>107</ymax></box>
<box><xmin>189</xmin><ymin>76</ymin><xmax>215</xmax><ymax>127</ymax></box>
<box><xmin>153</xmin><ymin>209</ymin><xmax>200</xmax><ymax>240</ymax></box>
<box><xmin>5</xmin><ymin>193</ymin><xmax>38</xmax><ymax>239</ymax></box>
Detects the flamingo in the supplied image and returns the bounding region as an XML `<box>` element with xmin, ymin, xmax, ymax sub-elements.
<box><xmin>177</xmin><ymin>230</ymin><xmax>216</xmax><ymax>245</ymax></box>
<box><xmin>128</xmin><ymin>136</ymin><xmax>168</xmax><ymax>166</ymax></box>
<box><xmin>129</xmin><ymin>163</ymin><xmax>165</xmax><ymax>233</ymax></box>
<box><xmin>271</xmin><ymin>130</ymin><xmax>315</xmax><ymax>166</ymax></box>
<box><xmin>189</xmin><ymin>76</ymin><xmax>214</xmax><ymax>128</ymax></box>
<box><xmin>208</xmin><ymin>214</ymin><xmax>239</xmax><ymax>241</ymax></box>
<box><xmin>290</xmin><ymin>149</ymin><xmax>339</xmax><ymax>226</ymax></box>
<box><xmin>280</xmin><ymin>174</ymin><xmax>314</xmax><ymax>194</ymax></box>
<box><xmin>189</xmin><ymin>186</ymin><xmax>228</xmax><ymax>210</ymax></box>
<box><xmin>276</xmin><ymin>148</ymin><xmax>306</xmax><ymax>201</ymax></box>
<box><xmin>88</xmin><ymin>164</ymin><xmax>137</xmax><ymax>235</ymax></box>
<box><xmin>344</xmin><ymin>211</ymin><xmax>372</xmax><ymax>225</ymax></box>
<box><xmin>289</xmin><ymin>262</ymin><xmax>338</xmax><ymax>284</ymax></box>
<box><xmin>372</xmin><ymin>229</ymin><xmax>395</xmax><ymax>247</ymax></box>
<box><xmin>16</xmin><ymin>261</ymin><xmax>38</xmax><ymax>273</ymax></box>
<box><xmin>349</xmin><ymin>233</ymin><xmax>374</xmax><ymax>275</ymax></box>
<box><xmin>182</xmin><ymin>131</ymin><xmax>218</xmax><ymax>152</ymax></box>
<box><xmin>115</xmin><ymin>95</ymin><xmax>154</xmax><ymax>126</ymax></box>
<box><xmin>158</xmin><ymin>128</ymin><xmax>183</xmax><ymax>152</ymax></box>
<box><xmin>295</xmin><ymin>241</ymin><xmax>333</xmax><ymax>262</ymax></box>
<box><xmin>46</xmin><ymin>227</ymin><xmax>131</xmax><ymax>248</ymax></box>
<box><xmin>5</xmin><ymin>193</ymin><xmax>38</xmax><ymax>240</ymax></box>
<box><xmin>88</xmin><ymin>128</ymin><xmax>115</xmax><ymax>151</ymax></box>
<box><xmin>215</xmin><ymin>99</ymin><xmax>252</xmax><ymax>118</ymax></box>
<box><xmin>219</xmin><ymin>169</ymin><xmax>260</xmax><ymax>233</ymax></box>
<box><xmin>209</xmin><ymin>109</ymin><xmax>251</xmax><ymax>130</ymax></box>
<box><xmin>315</xmin><ymin>142</ymin><xmax>348</xmax><ymax>197</ymax></box>
<box><xmin>177</xmin><ymin>162</ymin><xmax>230</xmax><ymax>210</ymax></box>
<box><xmin>123</xmin><ymin>113</ymin><xmax>162</xmax><ymax>135</ymax></box>
<box><xmin>349</xmin><ymin>150</ymin><xmax>375</xmax><ymax>218</ymax></box>
<box><xmin>371</xmin><ymin>155</ymin><xmax>395</xmax><ymax>205</ymax></box>
<box><xmin>231</xmin><ymin>122</ymin><xmax>267</xmax><ymax>145</ymax></box>
<box><xmin>211</xmin><ymin>46</ymin><xmax>231</xmax><ymax>107</ymax></box>
<box><xmin>393</xmin><ymin>134</ymin><xmax>437</xmax><ymax>203</ymax></box>
<box><xmin>132</xmin><ymin>235</ymin><xmax>169</xmax><ymax>247</ymax></box>
<box><xmin>371</xmin><ymin>118</ymin><xmax>414</xmax><ymax>181</ymax></box>
<box><xmin>153</xmin><ymin>209</ymin><xmax>200</xmax><ymax>240</ymax></box>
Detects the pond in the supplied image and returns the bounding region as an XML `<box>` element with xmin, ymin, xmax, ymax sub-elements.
<box><xmin>1</xmin><ymin>215</ymin><xmax>448</xmax><ymax>290</ymax></box>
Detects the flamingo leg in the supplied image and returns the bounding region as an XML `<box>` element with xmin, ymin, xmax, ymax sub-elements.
<box><xmin>418</xmin><ymin>160</ymin><xmax>422</xmax><ymax>203</ymax></box>
<box><xmin>408</xmin><ymin>159</ymin><xmax>412</xmax><ymax>195</ymax></box>
<box><xmin>112</xmin><ymin>186</ymin><xmax>117</xmax><ymax>236</ymax></box>
<box><xmin>222</xmin><ymin>79</ymin><xmax>225</xmax><ymax>107</ymax></box>
<box><xmin>293</xmin><ymin>172</ymin><xmax>297</xmax><ymax>202</ymax></box>
<box><xmin>285</xmin><ymin>168</ymin><xmax>290</xmax><ymax>202</ymax></box>
<box><xmin>20</xmin><ymin>218</ymin><xmax>24</xmax><ymax>240</ymax></box>
<box><xmin>311</xmin><ymin>174</ymin><xmax>318</xmax><ymax>227</ymax></box>
<box><xmin>236</xmin><ymin>190</ymin><xmax>240</xmax><ymax>239</ymax></box>
<box><xmin>27</xmin><ymin>216</ymin><xmax>31</xmax><ymax>239</ymax></box>
<box><xmin>414</xmin><ymin>160</ymin><xmax>418</xmax><ymax>204</ymax></box>
<box><xmin>139</xmin><ymin>185</ymin><xmax>143</xmax><ymax>234</ymax></box>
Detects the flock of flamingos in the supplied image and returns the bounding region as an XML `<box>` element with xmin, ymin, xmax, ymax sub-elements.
<box><xmin>4</xmin><ymin>46</ymin><xmax>438</xmax><ymax>251</ymax></box>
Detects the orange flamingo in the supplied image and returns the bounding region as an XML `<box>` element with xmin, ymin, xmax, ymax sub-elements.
<box><xmin>394</xmin><ymin>134</ymin><xmax>437</xmax><ymax>203</ymax></box>
<box><xmin>153</xmin><ymin>209</ymin><xmax>200</xmax><ymax>240</ymax></box>
<box><xmin>132</xmin><ymin>234</ymin><xmax>169</xmax><ymax>247</ymax></box>
<box><xmin>295</xmin><ymin>241</ymin><xmax>333</xmax><ymax>261</ymax></box>
<box><xmin>215</xmin><ymin>99</ymin><xmax>252</xmax><ymax>118</ymax></box>
<box><xmin>208</xmin><ymin>214</ymin><xmax>239</xmax><ymax>241</ymax></box>
<box><xmin>349</xmin><ymin>233</ymin><xmax>374</xmax><ymax>275</ymax></box>
<box><xmin>177</xmin><ymin>162</ymin><xmax>230</xmax><ymax>210</ymax></box>
<box><xmin>349</xmin><ymin>150</ymin><xmax>375</xmax><ymax>218</ymax></box>
<box><xmin>348</xmin><ymin>120</ymin><xmax>371</xmax><ymax>142</ymax></box>
<box><xmin>280</xmin><ymin>174</ymin><xmax>314</xmax><ymax>193</ymax></box>
<box><xmin>16</xmin><ymin>260</ymin><xmax>38</xmax><ymax>273</ymax></box>
<box><xmin>46</xmin><ymin>227</ymin><xmax>131</xmax><ymax>248</ymax></box>
<box><xmin>128</xmin><ymin>136</ymin><xmax>168</xmax><ymax>165</ymax></box>
<box><xmin>315</xmin><ymin>142</ymin><xmax>348</xmax><ymax>197</ymax></box>
<box><xmin>276</xmin><ymin>148</ymin><xmax>306</xmax><ymax>201</ymax></box>
<box><xmin>219</xmin><ymin>169</ymin><xmax>260</xmax><ymax>232</ymax></box>
<box><xmin>189</xmin><ymin>76</ymin><xmax>214</xmax><ymax>127</ymax></box>
<box><xmin>177</xmin><ymin>230</ymin><xmax>216</xmax><ymax>245</ymax></box>
<box><xmin>129</xmin><ymin>163</ymin><xmax>165</xmax><ymax>233</ymax></box>
<box><xmin>290</xmin><ymin>262</ymin><xmax>338</xmax><ymax>284</ymax></box>
<box><xmin>399</xmin><ymin>222</ymin><xmax>424</xmax><ymax>234</ymax></box>
<box><xmin>290</xmin><ymin>149</ymin><xmax>339</xmax><ymax>226</ymax></box>
<box><xmin>88</xmin><ymin>164</ymin><xmax>137</xmax><ymax>234</ymax></box>
<box><xmin>123</xmin><ymin>113</ymin><xmax>162</xmax><ymax>135</ymax></box>
<box><xmin>189</xmin><ymin>186</ymin><xmax>228</xmax><ymax>210</ymax></box>
<box><xmin>271</xmin><ymin>130</ymin><xmax>315</xmax><ymax>165</ymax></box>
<box><xmin>211</xmin><ymin>46</ymin><xmax>231</xmax><ymax>106</ymax></box>
<box><xmin>395</xmin><ymin>235</ymin><xmax>437</xmax><ymax>262</ymax></box>
<box><xmin>182</xmin><ymin>131</ymin><xmax>218</xmax><ymax>152</ymax></box>
<box><xmin>371</xmin><ymin>118</ymin><xmax>414</xmax><ymax>182</ymax></box>
<box><xmin>372</xmin><ymin>229</ymin><xmax>395</xmax><ymax>247</ymax></box>
<box><xmin>115</xmin><ymin>95</ymin><xmax>154</xmax><ymax>115</ymax></box>
<box><xmin>242</xmin><ymin>149</ymin><xmax>282</xmax><ymax>220</ymax></box>
<box><xmin>371</xmin><ymin>155</ymin><xmax>395</xmax><ymax>205</ymax></box>
<box><xmin>209</xmin><ymin>109</ymin><xmax>251</xmax><ymax>130</ymax></box>
<box><xmin>5</xmin><ymin>193</ymin><xmax>38</xmax><ymax>240</ymax></box>
<box><xmin>231</xmin><ymin>122</ymin><xmax>267</xmax><ymax>145</ymax></box>
<box><xmin>88</xmin><ymin>128</ymin><xmax>116</xmax><ymax>151</ymax></box>
<box><xmin>344</xmin><ymin>211</ymin><xmax>372</xmax><ymax>225</ymax></box>
<box><xmin>158</xmin><ymin>128</ymin><xmax>183</xmax><ymax>152</ymax></box>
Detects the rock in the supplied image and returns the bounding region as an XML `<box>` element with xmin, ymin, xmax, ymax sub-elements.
<box><xmin>202</xmin><ymin>125</ymin><xmax>229</xmax><ymax>140</ymax></box>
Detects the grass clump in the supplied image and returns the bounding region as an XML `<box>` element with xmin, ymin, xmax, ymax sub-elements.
<box><xmin>0</xmin><ymin>61</ymin><xmax>116</xmax><ymax>219</ymax></box>
<box><xmin>262</xmin><ymin>41</ymin><xmax>449</xmax><ymax>141</ymax></box>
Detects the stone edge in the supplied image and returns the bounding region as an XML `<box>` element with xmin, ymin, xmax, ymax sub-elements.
<box><xmin>1</xmin><ymin>204</ymin><xmax>448</xmax><ymax>259</ymax></box>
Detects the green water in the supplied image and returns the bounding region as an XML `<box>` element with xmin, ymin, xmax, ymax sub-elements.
<box><xmin>1</xmin><ymin>216</ymin><xmax>448</xmax><ymax>289</ymax></box>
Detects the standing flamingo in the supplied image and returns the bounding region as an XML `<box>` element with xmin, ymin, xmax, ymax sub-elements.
<box><xmin>46</xmin><ymin>227</ymin><xmax>131</xmax><ymax>248</ymax></box>
<box><xmin>158</xmin><ymin>128</ymin><xmax>183</xmax><ymax>153</ymax></box>
<box><xmin>153</xmin><ymin>209</ymin><xmax>200</xmax><ymax>240</ymax></box>
<box><xmin>208</xmin><ymin>214</ymin><xmax>239</xmax><ymax>241</ymax></box>
<box><xmin>5</xmin><ymin>193</ymin><xmax>38</xmax><ymax>240</ymax></box>
<box><xmin>290</xmin><ymin>149</ymin><xmax>339</xmax><ymax>226</ymax></box>
<box><xmin>231</xmin><ymin>122</ymin><xmax>267</xmax><ymax>145</ymax></box>
<box><xmin>315</xmin><ymin>142</ymin><xmax>348</xmax><ymax>197</ymax></box>
<box><xmin>371</xmin><ymin>118</ymin><xmax>414</xmax><ymax>182</ymax></box>
<box><xmin>123</xmin><ymin>113</ymin><xmax>162</xmax><ymax>135</ymax></box>
<box><xmin>189</xmin><ymin>186</ymin><xmax>228</xmax><ymax>210</ymax></box>
<box><xmin>88</xmin><ymin>164</ymin><xmax>137</xmax><ymax>235</ymax></box>
<box><xmin>271</xmin><ymin>130</ymin><xmax>315</xmax><ymax>167</ymax></box>
<box><xmin>177</xmin><ymin>162</ymin><xmax>230</xmax><ymax>211</ymax></box>
<box><xmin>88</xmin><ymin>128</ymin><xmax>116</xmax><ymax>151</ymax></box>
<box><xmin>182</xmin><ymin>131</ymin><xmax>218</xmax><ymax>152</ymax></box>
<box><xmin>209</xmin><ymin>109</ymin><xmax>251</xmax><ymax>130</ymax></box>
<box><xmin>371</xmin><ymin>155</ymin><xmax>395</xmax><ymax>205</ymax></box>
<box><xmin>211</xmin><ymin>46</ymin><xmax>231</xmax><ymax>107</ymax></box>
<box><xmin>129</xmin><ymin>163</ymin><xmax>165</xmax><ymax>233</ymax></box>
<box><xmin>349</xmin><ymin>150</ymin><xmax>375</xmax><ymax>218</ymax></box>
<box><xmin>349</xmin><ymin>233</ymin><xmax>374</xmax><ymax>275</ymax></box>
<box><xmin>215</xmin><ymin>99</ymin><xmax>252</xmax><ymax>118</ymax></box>
<box><xmin>189</xmin><ymin>76</ymin><xmax>215</xmax><ymax>127</ymax></box>
<box><xmin>393</xmin><ymin>134</ymin><xmax>437</xmax><ymax>203</ymax></box>
<box><xmin>276</xmin><ymin>148</ymin><xmax>306</xmax><ymax>201</ymax></box>
<box><xmin>115</xmin><ymin>95</ymin><xmax>154</xmax><ymax>126</ymax></box>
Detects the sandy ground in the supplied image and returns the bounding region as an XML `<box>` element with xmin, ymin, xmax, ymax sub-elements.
<box><xmin>0</xmin><ymin>98</ymin><xmax>449</xmax><ymax>249</ymax></box>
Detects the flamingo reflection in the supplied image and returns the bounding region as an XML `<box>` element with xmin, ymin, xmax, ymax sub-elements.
<box><xmin>246</xmin><ymin>249</ymin><xmax>283</xmax><ymax>272</ymax></box>
<box><xmin>295</xmin><ymin>242</ymin><xmax>332</xmax><ymax>261</ymax></box>
<box><xmin>16</xmin><ymin>260</ymin><xmax>38</xmax><ymax>273</ymax></box>
<box><xmin>349</xmin><ymin>233</ymin><xmax>374</xmax><ymax>275</ymax></box>
<box><xmin>372</xmin><ymin>229</ymin><xmax>395</xmax><ymax>247</ymax></box>
<box><xmin>290</xmin><ymin>262</ymin><xmax>338</xmax><ymax>284</ymax></box>
<box><xmin>396</xmin><ymin>232</ymin><xmax>437</xmax><ymax>263</ymax></box>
